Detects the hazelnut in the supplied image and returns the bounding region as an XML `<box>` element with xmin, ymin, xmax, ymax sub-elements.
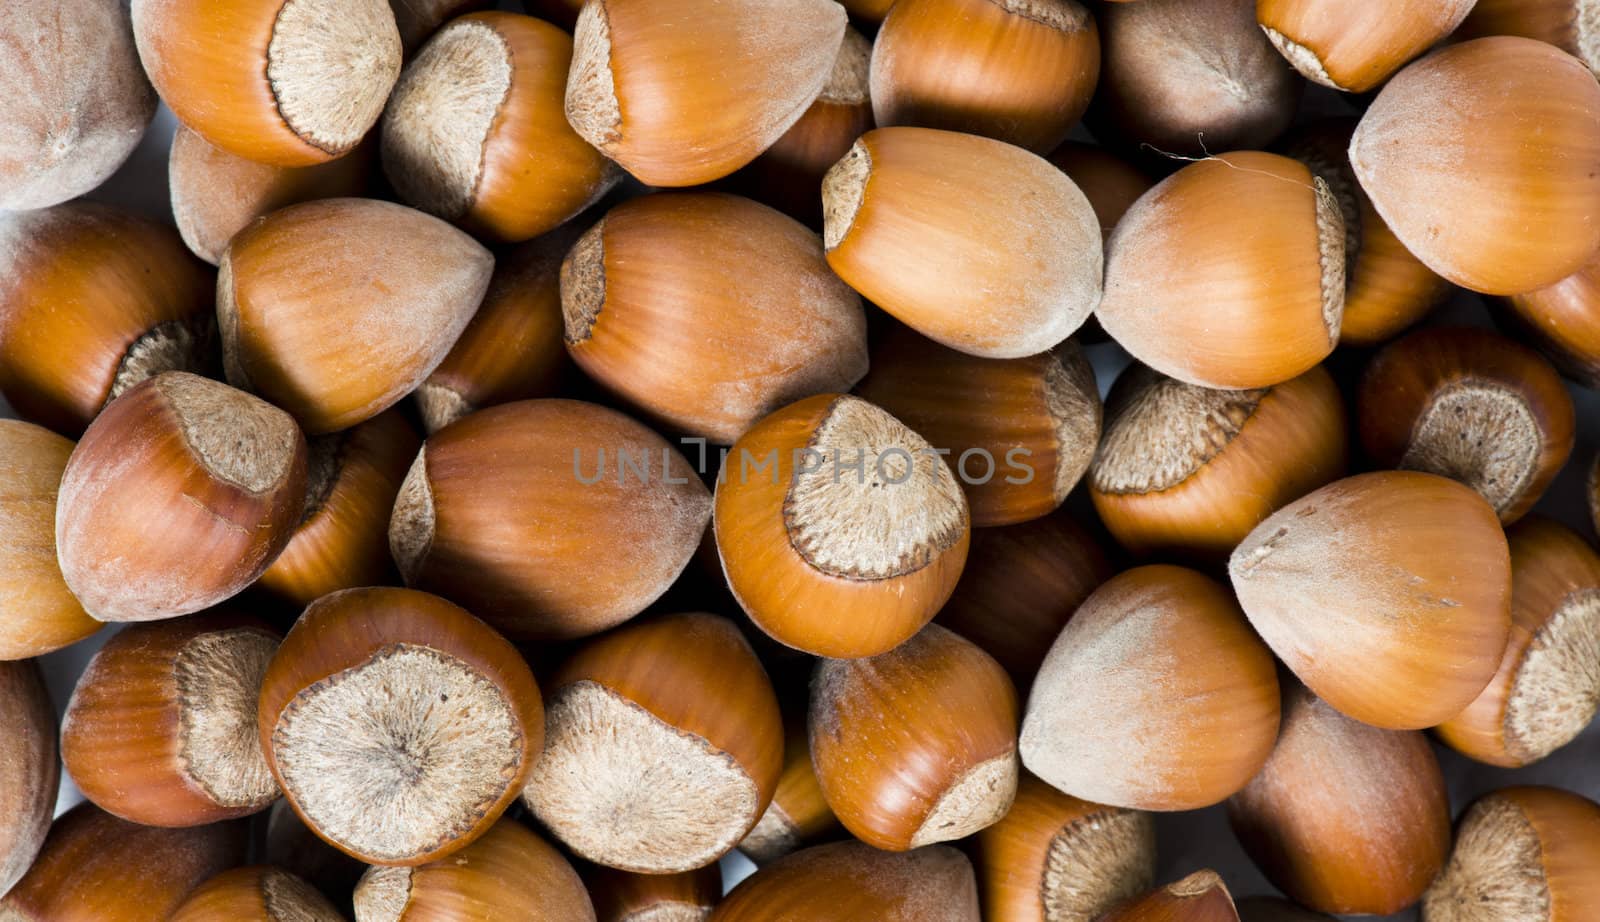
<box><xmin>810</xmin><ymin>623</ymin><xmax>1020</xmax><ymax>851</ymax></box>
<box><xmin>0</xmin><ymin>202</ymin><xmax>217</xmax><ymax>436</ymax></box>
<box><xmin>1256</xmin><ymin>0</ymin><xmax>1476</xmax><ymax>92</ymax></box>
<box><xmin>738</xmin><ymin>708</ymin><xmax>838</xmax><ymax>865</ymax></box>
<box><xmin>1458</xmin><ymin>0</ymin><xmax>1600</xmax><ymax>76</ymax></box>
<box><xmin>354</xmin><ymin>820</ymin><xmax>596</xmax><ymax>921</ymax></box>
<box><xmin>0</xmin><ymin>802</ymin><xmax>246</xmax><ymax>921</ymax></box>
<box><xmin>1096</xmin><ymin>152</ymin><xmax>1345</xmax><ymax>389</ymax></box>
<box><xmin>1358</xmin><ymin>326</ymin><xmax>1575</xmax><ymax>525</ymax></box>
<box><xmin>389</xmin><ymin>399</ymin><xmax>712</xmax><ymax>641</ymax></box>
<box><xmin>55</xmin><ymin>372</ymin><xmax>309</xmax><ymax>623</ymax></box>
<box><xmin>263</xmin><ymin>799</ymin><xmax>367</xmax><ymax>913</ymax></box>
<box><xmin>524</xmin><ymin>613</ymin><xmax>783</xmax><ymax>874</ymax></box>
<box><xmin>219</xmin><ymin>197</ymin><xmax>494</xmax><ymax>434</ymax></box>
<box><xmin>1350</xmin><ymin>37</ymin><xmax>1600</xmax><ymax>295</ymax></box>
<box><xmin>381</xmin><ymin>12</ymin><xmax>620</xmax><ymax>244</ymax></box>
<box><xmin>1229</xmin><ymin>471</ymin><xmax>1513</xmax><ymax>730</ymax></box>
<box><xmin>0</xmin><ymin>0</ymin><xmax>156</xmax><ymax>211</ymax></box>
<box><xmin>855</xmin><ymin>326</ymin><xmax>1101</xmax><ymax>527</ymax></box>
<box><xmin>61</xmin><ymin>610</ymin><xmax>283</xmax><ymax>828</ymax></box>
<box><xmin>168</xmin><ymin>124</ymin><xmax>373</xmax><ymax>266</ymax></box>
<box><xmin>1227</xmin><ymin>683</ymin><xmax>1451</xmax><ymax>915</ymax></box>
<box><xmin>0</xmin><ymin>661</ymin><xmax>57</xmax><ymax>899</ymax></box>
<box><xmin>971</xmin><ymin>774</ymin><xmax>1158</xmax><ymax>922</ymax></box>
<box><xmin>415</xmin><ymin>225</ymin><xmax>579</xmax><ymax>434</ymax></box>
<box><xmin>1422</xmin><ymin>786</ymin><xmax>1600</xmax><ymax>922</ymax></box>
<box><xmin>565</xmin><ymin>0</ymin><xmax>847</xmax><ymax>186</ymax></box>
<box><xmin>1047</xmin><ymin>142</ymin><xmax>1154</xmax><ymax>244</ymax></box>
<box><xmin>735</xmin><ymin>28</ymin><xmax>874</xmax><ymax>228</ymax></box>
<box><xmin>1020</xmin><ymin>565</ymin><xmax>1281</xmax><ymax>811</ymax></box>
<box><xmin>257</xmin><ymin>409</ymin><xmax>421</xmax><ymax>607</ymax></box>
<box><xmin>585</xmin><ymin>864</ymin><xmax>722</xmax><ymax>922</ymax></box>
<box><xmin>0</xmin><ymin>421</ymin><xmax>100</xmax><ymax>659</ymax></box>
<box><xmin>171</xmin><ymin>866</ymin><xmax>345</xmax><ymax>922</ymax></box>
<box><xmin>1092</xmin><ymin>0</ymin><xmax>1300</xmax><ymax>157</ymax></box>
<box><xmin>822</xmin><ymin>127</ymin><xmax>1102</xmax><ymax>359</ymax></box>
<box><xmin>933</xmin><ymin>511</ymin><xmax>1113</xmax><ymax>689</ymax></box>
<box><xmin>131</xmin><ymin>0</ymin><xmax>401</xmax><ymax>167</ymax></box>
<box><xmin>1089</xmin><ymin>364</ymin><xmax>1348</xmax><ymax>561</ymax></box>
<box><xmin>1436</xmin><ymin>517</ymin><xmax>1600</xmax><ymax>768</ymax></box>
<box><xmin>711</xmin><ymin>841</ymin><xmax>981</xmax><ymax>922</ymax></box>
<box><xmin>258</xmin><ymin>587</ymin><xmax>544</xmax><ymax>866</ymax></box>
<box><xmin>562</xmin><ymin>192</ymin><xmax>868</xmax><ymax>444</ymax></box>
<box><xmin>869</xmin><ymin>0</ymin><xmax>1099</xmax><ymax>153</ymax></box>
<box><xmin>714</xmin><ymin>394</ymin><xmax>970</xmax><ymax>658</ymax></box>
<box><xmin>1500</xmin><ymin>254</ymin><xmax>1600</xmax><ymax>388</ymax></box>
<box><xmin>1099</xmin><ymin>871</ymin><xmax>1241</xmax><ymax>922</ymax></box>
<box><xmin>1281</xmin><ymin>118</ymin><xmax>1452</xmax><ymax>347</ymax></box>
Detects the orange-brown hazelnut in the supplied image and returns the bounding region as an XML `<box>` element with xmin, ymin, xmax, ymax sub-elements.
<box><xmin>586</xmin><ymin>864</ymin><xmax>722</xmax><ymax>922</ymax></box>
<box><xmin>738</xmin><ymin>709</ymin><xmax>839</xmax><ymax>865</ymax></box>
<box><xmin>1256</xmin><ymin>0</ymin><xmax>1476</xmax><ymax>92</ymax></box>
<box><xmin>171</xmin><ymin>866</ymin><xmax>344</xmax><ymax>922</ymax></box>
<box><xmin>1047</xmin><ymin>143</ymin><xmax>1153</xmax><ymax>244</ymax></box>
<box><xmin>0</xmin><ymin>202</ymin><xmax>217</xmax><ymax>436</ymax></box>
<box><xmin>55</xmin><ymin>372</ymin><xmax>308</xmax><ymax>623</ymax></box>
<box><xmin>390</xmin><ymin>399</ymin><xmax>712</xmax><ymax>642</ymax></box>
<box><xmin>1099</xmin><ymin>871</ymin><xmax>1241</xmax><ymax>922</ymax></box>
<box><xmin>1358</xmin><ymin>327</ymin><xmax>1574</xmax><ymax>525</ymax></box>
<box><xmin>1230</xmin><ymin>471</ymin><xmax>1513</xmax><ymax>730</ymax></box>
<box><xmin>1020</xmin><ymin>565</ymin><xmax>1281</xmax><ymax>812</ymax></box>
<box><xmin>714</xmin><ymin>394</ymin><xmax>971</xmax><ymax>658</ymax></box>
<box><xmin>1458</xmin><ymin>0</ymin><xmax>1600</xmax><ymax>76</ymax></box>
<box><xmin>711</xmin><ymin>841</ymin><xmax>980</xmax><ymax>922</ymax></box>
<box><xmin>1501</xmin><ymin>254</ymin><xmax>1600</xmax><ymax>388</ymax></box>
<box><xmin>0</xmin><ymin>660</ymin><xmax>57</xmax><ymax>899</ymax></box>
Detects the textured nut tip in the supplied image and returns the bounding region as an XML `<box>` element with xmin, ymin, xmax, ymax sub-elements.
<box><xmin>109</xmin><ymin>317</ymin><xmax>217</xmax><ymax>408</ymax></box>
<box><xmin>413</xmin><ymin>382</ymin><xmax>472</xmax><ymax>435</ymax></box>
<box><xmin>1042</xmin><ymin>809</ymin><xmax>1157</xmax><ymax>922</ymax></box>
<box><xmin>820</xmin><ymin>28</ymin><xmax>872</xmax><ymax>105</ymax></box>
<box><xmin>177</xmin><ymin>630</ymin><xmax>281</xmax><ymax>810</ymax></box>
<box><xmin>1400</xmin><ymin>383</ymin><xmax>1540</xmax><ymax>516</ymax></box>
<box><xmin>381</xmin><ymin>20</ymin><xmax>513</xmax><ymax>220</ymax></box>
<box><xmin>561</xmin><ymin>220</ymin><xmax>607</xmax><ymax>345</ymax></box>
<box><xmin>524</xmin><ymin>681</ymin><xmax>761</xmax><ymax>874</ymax></box>
<box><xmin>1503</xmin><ymin>591</ymin><xmax>1600</xmax><ymax>764</ymax></box>
<box><xmin>822</xmin><ymin>141</ymin><xmax>871</xmax><ymax>251</ymax></box>
<box><xmin>260</xmin><ymin>868</ymin><xmax>346</xmax><ymax>921</ymax></box>
<box><xmin>216</xmin><ymin>252</ymin><xmax>251</xmax><ymax>393</ymax></box>
<box><xmin>565</xmin><ymin>0</ymin><xmax>621</xmax><ymax>150</ymax></box>
<box><xmin>1261</xmin><ymin>26</ymin><xmax>1346</xmax><ymax>91</ymax></box>
<box><xmin>268</xmin><ymin>0</ymin><xmax>404</xmax><ymax>156</ymax></box>
<box><xmin>1000</xmin><ymin>0</ymin><xmax>1092</xmax><ymax>31</ymax></box>
<box><xmin>1090</xmin><ymin>366</ymin><xmax>1266</xmax><ymax>496</ymax></box>
<box><xmin>353</xmin><ymin>865</ymin><xmax>413</xmax><ymax>922</ymax></box>
<box><xmin>740</xmin><ymin>803</ymin><xmax>801</xmax><ymax>864</ymax></box>
<box><xmin>388</xmin><ymin>447</ymin><xmax>434</xmax><ymax>584</ymax></box>
<box><xmin>910</xmin><ymin>751</ymin><xmax>1019</xmax><ymax>848</ymax></box>
<box><xmin>159</xmin><ymin>372</ymin><xmax>301</xmax><ymax>494</ymax></box>
<box><xmin>1046</xmin><ymin>347</ymin><xmax>1102</xmax><ymax>503</ymax></box>
<box><xmin>1169</xmin><ymin>869</ymin><xmax>1226</xmax><ymax>899</ymax></box>
<box><xmin>1312</xmin><ymin>176</ymin><xmax>1346</xmax><ymax>345</ymax></box>
<box><xmin>1422</xmin><ymin>796</ymin><xmax>1548</xmax><ymax>922</ymax></box>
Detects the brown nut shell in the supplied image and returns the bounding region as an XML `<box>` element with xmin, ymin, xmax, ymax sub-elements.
<box><xmin>714</xmin><ymin>393</ymin><xmax>971</xmax><ymax>658</ymax></box>
<box><xmin>219</xmin><ymin>198</ymin><xmax>493</xmax><ymax>435</ymax></box>
<box><xmin>131</xmin><ymin>0</ymin><xmax>401</xmax><ymax>167</ymax></box>
<box><xmin>1422</xmin><ymin>786</ymin><xmax>1600</xmax><ymax>922</ymax></box>
<box><xmin>586</xmin><ymin>864</ymin><xmax>722</xmax><ymax>922</ymax></box>
<box><xmin>0</xmin><ymin>0</ymin><xmax>155</xmax><ymax>211</ymax></box>
<box><xmin>822</xmin><ymin>127</ymin><xmax>1102</xmax><ymax>359</ymax></box>
<box><xmin>390</xmin><ymin>399</ymin><xmax>712</xmax><ymax>642</ymax></box>
<box><xmin>1502</xmin><ymin>255</ymin><xmax>1600</xmax><ymax>388</ymax></box>
<box><xmin>1458</xmin><ymin>0</ymin><xmax>1600</xmax><ymax>75</ymax></box>
<box><xmin>810</xmin><ymin>624</ymin><xmax>1020</xmax><ymax>851</ymax></box>
<box><xmin>1229</xmin><ymin>471</ymin><xmax>1513</xmax><ymax>730</ymax></box>
<box><xmin>1226</xmin><ymin>683</ymin><xmax>1451</xmax><ymax>915</ymax></box>
<box><xmin>382</xmin><ymin>12</ymin><xmax>619</xmax><ymax>243</ymax></box>
<box><xmin>0</xmin><ymin>421</ymin><xmax>99</xmax><ymax>659</ymax></box>
<box><xmin>258</xmin><ymin>587</ymin><xmax>543</xmax><ymax>867</ymax></box>
<box><xmin>61</xmin><ymin>611</ymin><xmax>283</xmax><ymax>827</ymax></box>
<box><xmin>738</xmin><ymin>709</ymin><xmax>838</xmax><ymax>864</ymax></box>
<box><xmin>971</xmin><ymin>774</ymin><xmax>1157</xmax><ymax>922</ymax></box>
<box><xmin>0</xmin><ymin>803</ymin><xmax>246</xmax><ymax>922</ymax></box>
<box><xmin>414</xmin><ymin>226</ymin><xmax>577</xmax><ymax>433</ymax></box>
<box><xmin>354</xmin><ymin>821</ymin><xmax>595</xmax><ymax>922</ymax></box>
<box><xmin>933</xmin><ymin>511</ymin><xmax>1112</xmax><ymax>690</ymax></box>
<box><xmin>1096</xmin><ymin>151</ymin><xmax>1344</xmax><ymax>389</ymax></box>
<box><xmin>56</xmin><ymin>372</ymin><xmax>308</xmax><ymax>623</ymax></box>
<box><xmin>169</xmin><ymin>124</ymin><xmax>373</xmax><ymax>266</ymax></box>
<box><xmin>170</xmin><ymin>866</ymin><xmax>344</xmax><ymax>922</ymax></box>
<box><xmin>855</xmin><ymin>327</ymin><xmax>1101</xmax><ymax>527</ymax></box>
<box><xmin>257</xmin><ymin>409</ymin><xmax>419</xmax><ymax>607</ymax></box>
<box><xmin>869</xmin><ymin>0</ymin><xmax>1099</xmax><ymax>153</ymax></box>
<box><xmin>710</xmin><ymin>841</ymin><xmax>980</xmax><ymax>922</ymax></box>
<box><xmin>1089</xmin><ymin>364</ymin><xmax>1348</xmax><ymax>561</ymax></box>
<box><xmin>0</xmin><ymin>660</ymin><xmax>57</xmax><ymax>899</ymax></box>
<box><xmin>565</xmin><ymin>0</ymin><xmax>847</xmax><ymax>186</ymax></box>
<box><xmin>1436</xmin><ymin>518</ymin><xmax>1600</xmax><ymax>768</ymax></box>
<box><xmin>1358</xmin><ymin>326</ymin><xmax>1575</xmax><ymax>525</ymax></box>
<box><xmin>1093</xmin><ymin>0</ymin><xmax>1300</xmax><ymax>156</ymax></box>
<box><xmin>1099</xmin><ymin>871</ymin><xmax>1241</xmax><ymax>922</ymax></box>
<box><xmin>1350</xmin><ymin>37</ymin><xmax>1600</xmax><ymax>295</ymax></box>
<box><xmin>563</xmin><ymin>192</ymin><xmax>868</xmax><ymax>445</ymax></box>
<box><xmin>0</xmin><ymin>202</ymin><xmax>217</xmax><ymax>436</ymax></box>
<box><xmin>1020</xmin><ymin>565</ymin><xmax>1281</xmax><ymax>812</ymax></box>
<box><xmin>1256</xmin><ymin>0</ymin><xmax>1476</xmax><ymax>92</ymax></box>
<box><xmin>526</xmin><ymin>613</ymin><xmax>783</xmax><ymax>873</ymax></box>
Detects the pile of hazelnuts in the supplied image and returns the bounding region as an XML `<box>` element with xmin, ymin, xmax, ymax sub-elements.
<box><xmin>3</xmin><ymin>0</ymin><xmax>1600</xmax><ymax>919</ymax></box>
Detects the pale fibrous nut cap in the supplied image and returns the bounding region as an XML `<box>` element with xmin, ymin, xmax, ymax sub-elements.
<box><xmin>267</xmin><ymin>0</ymin><xmax>403</xmax><ymax>157</ymax></box>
